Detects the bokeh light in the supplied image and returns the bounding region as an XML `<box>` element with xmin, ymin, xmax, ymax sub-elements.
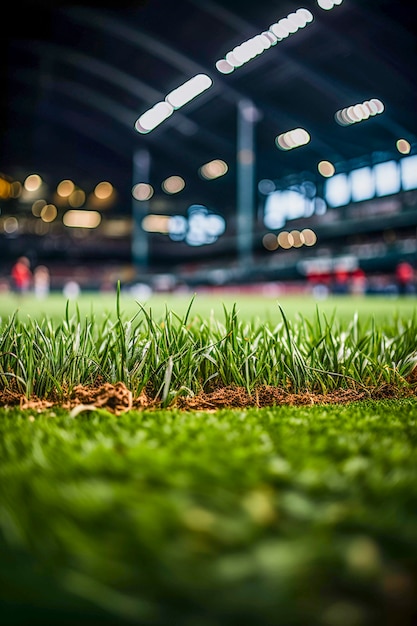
<box><xmin>132</xmin><ymin>183</ymin><xmax>154</xmax><ymax>201</ymax></box>
<box><xmin>396</xmin><ymin>139</ymin><xmax>411</xmax><ymax>155</ymax></box>
<box><xmin>318</xmin><ymin>160</ymin><xmax>335</xmax><ymax>177</ymax></box>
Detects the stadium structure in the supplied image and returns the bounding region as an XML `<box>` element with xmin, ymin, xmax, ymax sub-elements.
<box><xmin>1</xmin><ymin>0</ymin><xmax>416</xmax><ymax>295</ymax></box>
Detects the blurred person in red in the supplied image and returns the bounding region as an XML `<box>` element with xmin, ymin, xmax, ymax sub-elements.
<box><xmin>11</xmin><ymin>256</ymin><xmax>32</xmax><ymax>295</ymax></box>
<box><xmin>350</xmin><ymin>267</ymin><xmax>367</xmax><ymax>296</ymax></box>
<box><xmin>395</xmin><ymin>260</ymin><xmax>415</xmax><ymax>296</ymax></box>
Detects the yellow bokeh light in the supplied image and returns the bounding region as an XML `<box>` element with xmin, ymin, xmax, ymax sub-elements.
<box><xmin>199</xmin><ymin>159</ymin><xmax>229</xmax><ymax>180</ymax></box>
<box><xmin>57</xmin><ymin>179</ymin><xmax>75</xmax><ymax>198</ymax></box>
<box><xmin>94</xmin><ymin>181</ymin><xmax>113</xmax><ymax>200</ymax></box>
<box><xmin>132</xmin><ymin>183</ymin><xmax>154</xmax><ymax>201</ymax></box>
<box><xmin>301</xmin><ymin>228</ymin><xmax>317</xmax><ymax>246</ymax></box>
<box><xmin>0</xmin><ymin>177</ymin><xmax>11</xmax><ymax>199</ymax></box>
<box><xmin>32</xmin><ymin>199</ymin><xmax>47</xmax><ymax>217</ymax></box>
<box><xmin>142</xmin><ymin>214</ymin><xmax>170</xmax><ymax>233</ymax></box>
<box><xmin>10</xmin><ymin>181</ymin><xmax>22</xmax><ymax>198</ymax></box>
<box><xmin>63</xmin><ymin>210</ymin><xmax>101</xmax><ymax>228</ymax></box>
<box><xmin>3</xmin><ymin>216</ymin><xmax>19</xmax><ymax>233</ymax></box>
<box><xmin>262</xmin><ymin>233</ymin><xmax>279</xmax><ymax>251</ymax></box>
<box><xmin>277</xmin><ymin>231</ymin><xmax>294</xmax><ymax>249</ymax></box>
<box><xmin>162</xmin><ymin>176</ymin><xmax>185</xmax><ymax>194</ymax></box>
<box><xmin>40</xmin><ymin>204</ymin><xmax>58</xmax><ymax>223</ymax></box>
<box><xmin>69</xmin><ymin>189</ymin><xmax>86</xmax><ymax>208</ymax></box>
<box><xmin>290</xmin><ymin>230</ymin><xmax>303</xmax><ymax>247</ymax></box>
<box><xmin>318</xmin><ymin>160</ymin><xmax>335</xmax><ymax>177</ymax></box>
<box><xmin>396</xmin><ymin>139</ymin><xmax>411</xmax><ymax>155</ymax></box>
<box><xmin>24</xmin><ymin>174</ymin><xmax>42</xmax><ymax>192</ymax></box>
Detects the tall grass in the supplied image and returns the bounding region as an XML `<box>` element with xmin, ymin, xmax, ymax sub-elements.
<box><xmin>1</xmin><ymin>291</ymin><xmax>416</xmax><ymax>403</ymax></box>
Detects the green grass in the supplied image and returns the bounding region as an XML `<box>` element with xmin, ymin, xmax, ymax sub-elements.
<box><xmin>1</xmin><ymin>399</ymin><xmax>417</xmax><ymax>625</ymax></box>
<box><xmin>2</xmin><ymin>290</ymin><xmax>417</xmax><ymax>324</ymax></box>
<box><xmin>1</xmin><ymin>292</ymin><xmax>417</xmax><ymax>402</ymax></box>
<box><xmin>1</xmin><ymin>292</ymin><xmax>417</xmax><ymax>625</ymax></box>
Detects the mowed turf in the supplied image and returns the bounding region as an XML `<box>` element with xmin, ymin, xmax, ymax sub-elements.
<box><xmin>1</xmin><ymin>400</ymin><xmax>417</xmax><ymax>625</ymax></box>
<box><xmin>1</xmin><ymin>290</ymin><xmax>417</xmax><ymax>324</ymax></box>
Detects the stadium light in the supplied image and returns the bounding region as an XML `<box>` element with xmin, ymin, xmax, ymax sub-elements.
<box><xmin>135</xmin><ymin>74</ymin><xmax>212</xmax><ymax>134</ymax></box>
<box><xmin>165</xmin><ymin>74</ymin><xmax>212</xmax><ymax>109</ymax></box>
<box><xmin>216</xmin><ymin>8</ymin><xmax>314</xmax><ymax>74</ymax></box>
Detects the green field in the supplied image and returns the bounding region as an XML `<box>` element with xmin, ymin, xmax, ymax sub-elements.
<box><xmin>1</xmin><ymin>400</ymin><xmax>417</xmax><ymax>625</ymax></box>
<box><xmin>1</xmin><ymin>292</ymin><xmax>417</xmax><ymax>625</ymax></box>
<box><xmin>1</xmin><ymin>290</ymin><xmax>417</xmax><ymax>324</ymax></box>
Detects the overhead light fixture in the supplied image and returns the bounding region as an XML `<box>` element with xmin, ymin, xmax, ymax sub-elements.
<box><xmin>396</xmin><ymin>139</ymin><xmax>411</xmax><ymax>155</ymax></box>
<box><xmin>335</xmin><ymin>98</ymin><xmax>384</xmax><ymax>126</ymax></box>
<box><xmin>317</xmin><ymin>160</ymin><xmax>335</xmax><ymax>177</ymax></box>
<box><xmin>161</xmin><ymin>176</ymin><xmax>186</xmax><ymax>194</ymax></box>
<box><xmin>135</xmin><ymin>74</ymin><xmax>213</xmax><ymax>134</ymax></box>
<box><xmin>275</xmin><ymin>127</ymin><xmax>311</xmax><ymax>150</ymax></box>
<box><xmin>216</xmin><ymin>8</ymin><xmax>314</xmax><ymax>74</ymax></box>
<box><xmin>135</xmin><ymin>101</ymin><xmax>174</xmax><ymax>134</ymax></box>
<box><xmin>165</xmin><ymin>74</ymin><xmax>212</xmax><ymax>109</ymax></box>
<box><xmin>199</xmin><ymin>159</ymin><xmax>228</xmax><ymax>180</ymax></box>
<box><xmin>317</xmin><ymin>0</ymin><xmax>343</xmax><ymax>10</ymax></box>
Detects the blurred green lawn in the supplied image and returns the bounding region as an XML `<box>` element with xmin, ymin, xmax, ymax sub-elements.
<box><xmin>1</xmin><ymin>290</ymin><xmax>416</xmax><ymax>324</ymax></box>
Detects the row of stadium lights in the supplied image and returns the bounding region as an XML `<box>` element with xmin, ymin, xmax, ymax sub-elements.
<box><xmin>131</xmin><ymin>1</ymin><xmax>413</xmax><ymax>196</ymax></box>
<box><xmin>217</xmin><ymin>2</ymin><xmax>343</xmax><ymax>73</ymax></box>
<box><xmin>215</xmin><ymin>8</ymin><xmax>314</xmax><ymax>75</ymax></box>
<box><xmin>275</xmin><ymin>98</ymin><xmax>386</xmax><ymax>151</ymax></box>
<box><xmin>133</xmin><ymin>0</ymin><xmax>371</xmax><ymax>140</ymax></box>
<box><xmin>262</xmin><ymin>228</ymin><xmax>318</xmax><ymax>251</ymax></box>
<box><xmin>134</xmin><ymin>3</ymin><xmax>345</xmax><ymax>134</ymax></box>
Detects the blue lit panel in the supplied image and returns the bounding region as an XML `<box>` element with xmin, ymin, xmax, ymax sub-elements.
<box><xmin>401</xmin><ymin>154</ymin><xmax>417</xmax><ymax>190</ymax></box>
<box><xmin>324</xmin><ymin>173</ymin><xmax>351</xmax><ymax>207</ymax></box>
<box><xmin>374</xmin><ymin>160</ymin><xmax>401</xmax><ymax>197</ymax></box>
<box><xmin>264</xmin><ymin>189</ymin><xmax>308</xmax><ymax>229</ymax></box>
<box><xmin>350</xmin><ymin>167</ymin><xmax>375</xmax><ymax>202</ymax></box>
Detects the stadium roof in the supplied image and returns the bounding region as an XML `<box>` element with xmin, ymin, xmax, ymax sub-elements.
<box><xmin>1</xmin><ymin>0</ymin><xmax>416</xmax><ymax>220</ymax></box>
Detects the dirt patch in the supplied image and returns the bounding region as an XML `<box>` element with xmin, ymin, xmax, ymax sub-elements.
<box><xmin>0</xmin><ymin>380</ymin><xmax>415</xmax><ymax>415</ymax></box>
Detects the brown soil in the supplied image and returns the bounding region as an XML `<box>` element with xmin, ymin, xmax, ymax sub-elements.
<box><xmin>0</xmin><ymin>378</ymin><xmax>416</xmax><ymax>415</ymax></box>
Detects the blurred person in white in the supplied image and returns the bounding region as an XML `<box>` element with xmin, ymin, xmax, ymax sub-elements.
<box><xmin>33</xmin><ymin>265</ymin><xmax>50</xmax><ymax>299</ymax></box>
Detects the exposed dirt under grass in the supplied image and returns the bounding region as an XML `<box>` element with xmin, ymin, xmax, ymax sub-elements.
<box><xmin>1</xmin><ymin>375</ymin><xmax>416</xmax><ymax>415</ymax></box>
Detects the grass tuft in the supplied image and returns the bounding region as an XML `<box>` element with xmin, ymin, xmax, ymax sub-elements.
<box><xmin>1</xmin><ymin>297</ymin><xmax>417</xmax><ymax>402</ymax></box>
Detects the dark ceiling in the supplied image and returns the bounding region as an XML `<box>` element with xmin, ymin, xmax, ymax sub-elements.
<box><xmin>1</xmin><ymin>0</ymin><xmax>416</xmax><ymax>219</ymax></box>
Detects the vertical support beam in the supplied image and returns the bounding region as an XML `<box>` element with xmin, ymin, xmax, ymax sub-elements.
<box><xmin>131</xmin><ymin>148</ymin><xmax>150</xmax><ymax>272</ymax></box>
<box><xmin>236</xmin><ymin>98</ymin><xmax>257</xmax><ymax>266</ymax></box>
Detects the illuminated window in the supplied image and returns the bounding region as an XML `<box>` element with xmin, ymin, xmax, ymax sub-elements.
<box><xmin>401</xmin><ymin>154</ymin><xmax>417</xmax><ymax>190</ymax></box>
<box><xmin>374</xmin><ymin>161</ymin><xmax>400</xmax><ymax>197</ymax></box>
<box><xmin>324</xmin><ymin>173</ymin><xmax>350</xmax><ymax>207</ymax></box>
<box><xmin>350</xmin><ymin>167</ymin><xmax>374</xmax><ymax>202</ymax></box>
<box><xmin>264</xmin><ymin>189</ymin><xmax>305</xmax><ymax>229</ymax></box>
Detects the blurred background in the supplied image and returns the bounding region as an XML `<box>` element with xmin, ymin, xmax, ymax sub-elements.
<box><xmin>1</xmin><ymin>0</ymin><xmax>416</xmax><ymax>297</ymax></box>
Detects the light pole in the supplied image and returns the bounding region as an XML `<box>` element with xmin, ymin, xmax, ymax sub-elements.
<box><xmin>236</xmin><ymin>98</ymin><xmax>259</xmax><ymax>267</ymax></box>
<box><xmin>131</xmin><ymin>148</ymin><xmax>150</xmax><ymax>272</ymax></box>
